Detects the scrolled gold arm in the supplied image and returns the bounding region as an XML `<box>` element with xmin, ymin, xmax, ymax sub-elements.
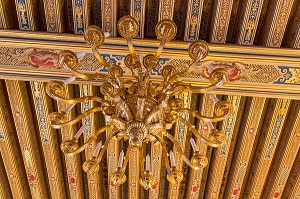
<box><xmin>61</xmin><ymin>125</ymin><xmax>112</xmax><ymax>155</ymax></box>
<box><xmin>49</xmin><ymin>107</ymin><xmax>102</xmax><ymax>129</ymax></box>
<box><xmin>179</xmin><ymin>108</ymin><xmax>228</xmax><ymax>122</ymax></box>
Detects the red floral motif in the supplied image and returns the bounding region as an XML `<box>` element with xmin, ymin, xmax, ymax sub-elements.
<box><xmin>274</xmin><ymin>192</ymin><xmax>280</xmax><ymax>198</ymax></box>
<box><xmin>70</xmin><ymin>177</ymin><xmax>76</xmax><ymax>184</ymax></box>
<box><xmin>28</xmin><ymin>49</ymin><xmax>59</xmax><ymax>67</ymax></box>
<box><xmin>233</xmin><ymin>188</ymin><xmax>239</xmax><ymax>196</ymax></box>
<box><xmin>111</xmin><ymin>182</ymin><xmax>116</xmax><ymax>187</ymax></box>
<box><xmin>152</xmin><ymin>183</ymin><xmax>157</xmax><ymax>189</ymax></box>
<box><xmin>29</xmin><ymin>174</ymin><xmax>35</xmax><ymax>181</ymax></box>
<box><xmin>203</xmin><ymin>63</ymin><xmax>241</xmax><ymax>80</ymax></box>
<box><xmin>192</xmin><ymin>185</ymin><xmax>198</xmax><ymax>192</ymax></box>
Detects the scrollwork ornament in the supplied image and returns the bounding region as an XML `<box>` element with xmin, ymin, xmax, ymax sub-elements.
<box><xmin>59</xmin><ymin>50</ymin><xmax>79</xmax><ymax>70</ymax></box>
<box><xmin>188</xmin><ymin>40</ymin><xmax>209</xmax><ymax>60</ymax></box>
<box><xmin>82</xmin><ymin>158</ymin><xmax>100</xmax><ymax>174</ymax></box>
<box><xmin>169</xmin><ymin>98</ymin><xmax>183</xmax><ymax>111</ymax></box>
<box><xmin>117</xmin><ymin>16</ymin><xmax>139</xmax><ymax>38</ymax></box>
<box><xmin>208</xmin><ymin>130</ymin><xmax>226</xmax><ymax>146</ymax></box>
<box><xmin>46</xmin><ymin>81</ymin><xmax>66</xmax><ymax>100</ymax></box>
<box><xmin>162</xmin><ymin>65</ymin><xmax>177</xmax><ymax>80</ymax></box>
<box><xmin>60</xmin><ymin>139</ymin><xmax>79</xmax><ymax>154</ymax></box>
<box><xmin>84</xmin><ymin>25</ymin><xmax>105</xmax><ymax>47</ymax></box>
<box><xmin>143</xmin><ymin>54</ymin><xmax>157</xmax><ymax>71</ymax></box>
<box><xmin>49</xmin><ymin>112</ymin><xmax>67</xmax><ymax>127</ymax></box>
<box><xmin>108</xmin><ymin>65</ymin><xmax>123</xmax><ymax>79</ymax></box>
<box><xmin>209</xmin><ymin>68</ymin><xmax>229</xmax><ymax>85</ymax></box>
<box><xmin>100</xmin><ymin>83</ymin><xmax>115</xmax><ymax>97</ymax></box>
<box><xmin>214</xmin><ymin>101</ymin><xmax>234</xmax><ymax>117</ymax></box>
<box><xmin>155</xmin><ymin>19</ymin><xmax>177</xmax><ymax>41</ymax></box>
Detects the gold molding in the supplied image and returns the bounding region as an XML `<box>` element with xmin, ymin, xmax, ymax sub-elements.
<box><xmin>262</xmin><ymin>101</ymin><xmax>300</xmax><ymax>198</ymax></box>
<box><xmin>236</xmin><ymin>0</ymin><xmax>265</xmax><ymax>45</ymax></box>
<box><xmin>209</xmin><ymin>0</ymin><xmax>234</xmax><ymax>43</ymax></box>
<box><xmin>5</xmin><ymin>80</ymin><xmax>48</xmax><ymax>198</ymax></box>
<box><xmin>102</xmin><ymin>0</ymin><xmax>117</xmax><ymax>36</ymax></box>
<box><xmin>224</xmin><ymin>97</ymin><xmax>267</xmax><ymax>198</ymax></box>
<box><xmin>57</xmin><ymin>85</ymin><xmax>85</xmax><ymax>199</ymax></box>
<box><xmin>243</xmin><ymin>99</ymin><xmax>291</xmax><ymax>198</ymax></box>
<box><xmin>204</xmin><ymin>96</ymin><xmax>242</xmax><ymax>198</ymax></box>
<box><xmin>158</xmin><ymin>0</ymin><xmax>175</xmax><ymax>20</ymax></box>
<box><xmin>30</xmin><ymin>81</ymin><xmax>67</xmax><ymax>198</ymax></box>
<box><xmin>261</xmin><ymin>0</ymin><xmax>296</xmax><ymax>47</ymax></box>
<box><xmin>43</xmin><ymin>0</ymin><xmax>65</xmax><ymax>32</ymax></box>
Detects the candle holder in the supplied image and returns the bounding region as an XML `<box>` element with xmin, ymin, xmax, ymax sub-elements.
<box><xmin>191</xmin><ymin>151</ymin><xmax>209</xmax><ymax>169</ymax></box>
<box><xmin>166</xmin><ymin>166</ymin><xmax>183</xmax><ymax>184</ymax></box>
<box><xmin>60</xmin><ymin>139</ymin><xmax>79</xmax><ymax>154</ymax></box>
<box><xmin>82</xmin><ymin>157</ymin><xmax>99</xmax><ymax>174</ymax></box>
<box><xmin>139</xmin><ymin>170</ymin><xmax>157</xmax><ymax>190</ymax></box>
<box><xmin>110</xmin><ymin>167</ymin><xmax>127</xmax><ymax>187</ymax></box>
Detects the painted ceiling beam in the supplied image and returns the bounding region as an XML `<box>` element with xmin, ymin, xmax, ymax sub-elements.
<box><xmin>0</xmin><ymin>155</ymin><xmax>13</xmax><ymax>199</ymax></box>
<box><xmin>5</xmin><ymin>80</ymin><xmax>48</xmax><ymax>198</ymax></box>
<box><xmin>184</xmin><ymin>0</ymin><xmax>204</xmax><ymax>41</ymax></box>
<box><xmin>243</xmin><ymin>99</ymin><xmax>291</xmax><ymax>198</ymax></box>
<box><xmin>102</xmin><ymin>0</ymin><xmax>118</xmax><ymax>36</ymax></box>
<box><xmin>209</xmin><ymin>0</ymin><xmax>234</xmax><ymax>43</ymax></box>
<box><xmin>224</xmin><ymin>97</ymin><xmax>267</xmax><ymax>198</ymax></box>
<box><xmin>204</xmin><ymin>96</ymin><xmax>242</xmax><ymax>198</ymax></box>
<box><xmin>0</xmin><ymin>0</ymin><xmax>18</xmax><ymax>29</ymax></box>
<box><xmin>30</xmin><ymin>81</ymin><xmax>67</xmax><ymax>198</ymax></box>
<box><xmin>130</xmin><ymin>0</ymin><xmax>146</xmax><ymax>38</ymax></box>
<box><xmin>158</xmin><ymin>0</ymin><xmax>175</xmax><ymax>20</ymax></box>
<box><xmin>167</xmin><ymin>92</ymin><xmax>191</xmax><ymax>198</ymax></box>
<box><xmin>235</xmin><ymin>0</ymin><xmax>265</xmax><ymax>45</ymax></box>
<box><xmin>148</xmin><ymin>139</ymin><xmax>162</xmax><ymax>198</ymax></box>
<box><xmin>57</xmin><ymin>85</ymin><xmax>86</xmax><ymax>199</ymax></box>
<box><xmin>261</xmin><ymin>0</ymin><xmax>296</xmax><ymax>47</ymax></box>
<box><xmin>261</xmin><ymin>101</ymin><xmax>300</xmax><ymax>199</ymax></box>
<box><xmin>185</xmin><ymin>94</ymin><xmax>215</xmax><ymax>198</ymax></box>
<box><xmin>0</xmin><ymin>81</ymin><xmax>31</xmax><ymax>198</ymax></box>
<box><xmin>72</xmin><ymin>0</ymin><xmax>92</xmax><ymax>34</ymax></box>
<box><xmin>79</xmin><ymin>85</ymin><xmax>103</xmax><ymax>198</ymax></box>
<box><xmin>43</xmin><ymin>0</ymin><xmax>65</xmax><ymax>32</ymax></box>
<box><xmin>14</xmin><ymin>0</ymin><xmax>39</xmax><ymax>30</ymax></box>
<box><xmin>284</xmin><ymin>0</ymin><xmax>300</xmax><ymax>48</ymax></box>
<box><xmin>128</xmin><ymin>149</ymin><xmax>140</xmax><ymax>198</ymax></box>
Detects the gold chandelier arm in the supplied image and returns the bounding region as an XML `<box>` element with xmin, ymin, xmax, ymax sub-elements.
<box><xmin>91</xmin><ymin>45</ymin><xmax>113</xmax><ymax>69</ymax></box>
<box><xmin>64</xmin><ymin>125</ymin><xmax>112</xmax><ymax>155</ymax></box>
<box><xmin>122</xmin><ymin>146</ymin><xmax>131</xmax><ymax>170</ymax></box>
<box><xmin>49</xmin><ymin>107</ymin><xmax>102</xmax><ymax>129</ymax></box>
<box><xmin>163</xmin><ymin>132</ymin><xmax>201</xmax><ymax>170</ymax></box>
<box><xmin>150</xmin><ymin>134</ymin><xmax>171</xmax><ymax>172</ymax></box>
<box><xmin>179</xmin><ymin>108</ymin><xmax>227</xmax><ymax>122</ymax></box>
<box><xmin>177</xmin><ymin>118</ymin><xmax>224</xmax><ymax>147</ymax></box>
<box><xmin>59</xmin><ymin>50</ymin><xmax>111</xmax><ymax>81</ymax></box>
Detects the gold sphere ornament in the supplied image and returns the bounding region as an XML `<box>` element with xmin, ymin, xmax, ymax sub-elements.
<box><xmin>139</xmin><ymin>171</ymin><xmax>157</xmax><ymax>190</ymax></box>
<box><xmin>191</xmin><ymin>152</ymin><xmax>209</xmax><ymax>169</ymax></box>
<box><xmin>167</xmin><ymin>166</ymin><xmax>184</xmax><ymax>184</ymax></box>
<box><xmin>110</xmin><ymin>167</ymin><xmax>127</xmax><ymax>187</ymax></box>
<box><xmin>60</xmin><ymin>139</ymin><xmax>79</xmax><ymax>154</ymax></box>
<box><xmin>82</xmin><ymin>157</ymin><xmax>99</xmax><ymax>174</ymax></box>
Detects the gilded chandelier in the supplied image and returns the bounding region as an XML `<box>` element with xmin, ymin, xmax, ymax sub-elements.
<box><xmin>46</xmin><ymin>15</ymin><xmax>233</xmax><ymax>189</ymax></box>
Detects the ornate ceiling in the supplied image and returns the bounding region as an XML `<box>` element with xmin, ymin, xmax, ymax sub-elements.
<box><xmin>0</xmin><ymin>0</ymin><xmax>299</xmax><ymax>199</ymax></box>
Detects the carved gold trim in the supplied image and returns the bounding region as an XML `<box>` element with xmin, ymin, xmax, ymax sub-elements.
<box><xmin>128</xmin><ymin>149</ymin><xmax>140</xmax><ymax>198</ymax></box>
<box><xmin>30</xmin><ymin>81</ymin><xmax>67</xmax><ymax>198</ymax></box>
<box><xmin>0</xmin><ymin>155</ymin><xmax>13</xmax><ymax>198</ymax></box>
<box><xmin>79</xmin><ymin>85</ymin><xmax>103</xmax><ymax>199</ymax></box>
<box><xmin>236</xmin><ymin>0</ymin><xmax>265</xmax><ymax>45</ymax></box>
<box><xmin>101</xmin><ymin>0</ymin><xmax>117</xmax><ymax>36</ymax></box>
<box><xmin>185</xmin><ymin>94</ymin><xmax>214</xmax><ymax>198</ymax></box>
<box><xmin>224</xmin><ymin>97</ymin><xmax>267</xmax><ymax>198</ymax></box>
<box><xmin>57</xmin><ymin>85</ymin><xmax>85</xmax><ymax>199</ymax></box>
<box><xmin>5</xmin><ymin>80</ymin><xmax>48</xmax><ymax>198</ymax></box>
<box><xmin>167</xmin><ymin>92</ymin><xmax>191</xmax><ymax>198</ymax></box>
<box><xmin>243</xmin><ymin>99</ymin><xmax>291</xmax><ymax>198</ymax></box>
<box><xmin>184</xmin><ymin>0</ymin><xmax>204</xmax><ymax>41</ymax></box>
<box><xmin>204</xmin><ymin>96</ymin><xmax>242</xmax><ymax>198</ymax></box>
<box><xmin>261</xmin><ymin>0</ymin><xmax>295</xmax><ymax>47</ymax></box>
<box><xmin>43</xmin><ymin>0</ymin><xmax>65</xmax><ymax>32</ymax></box>
<box><xmin>158</xmin><ymin>0</ymin><xmax>175</xmax><ymax>20</ymax></box>
<box><xmin>261</xmin><ymin>101</ymin><xmax>300</xmax><ymax>198</ymax></box>
<box><xmin>209</xmin><ymin>0</ymin><xmax>234</xmax><ymax>43</ymax></box>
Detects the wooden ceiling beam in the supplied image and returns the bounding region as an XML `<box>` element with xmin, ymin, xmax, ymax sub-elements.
<box><xmin>43</xmin><ymin>0</ymin><xmax>65</xmax><ymax>32</ymax></box>
<box><xmin>0</xmin><ymin>81</ymin><xmax>31</xmax><ymax>198</ymax></box>
<box><xmin>261</xmin><ymin>0</ymin><xmax>296</xmax><ymax>47</ymax></box>
<box><xmin>261</xmin><ymin>101</ymin><xmax>300</xmax><ymax>198</ymax></box>
<box><xmin>5</xmin><ymin>80</ymin><xmax>48</xmax><ymax>198</ymax></box>
<box><xmin>72</xmin><ymin>0</ymin><xmax>92</xmax><ymax>34</ymax></box>
<box><xmin>185</xmin><ymin>94</ymin><xmax>215</xmax><ymax>198</ymax></box>
<box><xmin>79</xmin><ymin>85</ymin><xmax>103</xmax><ymax>198</ymax></box>
<box><xmin>30</xmin><ymin>81</ymin><xmax>67</xmax><ymax>198</ymax></box>
<box><xmin>235</xmin><ymin>0</ymin><xmax>265</xmax><ymax>45</ymax></box>
<box><xmin>243</xmin><ymin>99</ymin><xmax>291</xmax><ymax>198</ymax></box>
<box><xmin>130</xmin><ymin>0</ymin><xmax>146</xmax><ymax>38</ymax></box>
<box><xmin>57</xmin><ymin>85</ymin><xmax>86</xmax><ymax>199</ymax></box>
<box><xmin>204</xmin><ymin>96</ymin><xmax>243</xmax><ymax>198</ymax></box>
<box><xmin>0</xmin><ymin>154</ymin><xmax>13</xmax><ymax>199</ymax></box>
<box><xmin>224</xmin><ymin>97</ymin><xmax>267</xmax><ymax>198</ymax></box>
<box><xmin>167</xmin><ymin>92</ymin><xmax>191</xmax><ymax>198</ymax></box>
<box><xmin>158</xmin><ymin>0</ymin><xmax>175</xmax><ymax>20</ymax></box>
<box><xmin>148</xmin><ymin>139</ymin><xmax>162</xmax><ymax>198</ymax></box>
<box><xmin>0</xmin><ymin>0</ymin><xmax>18</xmax><ymax>29</ymax></box>
<box><xmin>14</xmin><ymin>0</ymin><xmax>39</xmax><ymax>30</ymax></box>
<box><xmin>102</xmin><ymin>0</ymin><xmax>118</xmax><ymax>36</ymax></box>
<box><xmin>209</xmin><ymin>0</ymin><xmax>234</xmax><ymax>43</ymax></box>
<box><xmin>183</xmin><ymin>0</ymin><xmax>204</xmax><ymax>41</ymax></box>
<box><xmin>284</xmin><ymin>0</ymin><xmax>300</xmax><ymax>48</ymax></box>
